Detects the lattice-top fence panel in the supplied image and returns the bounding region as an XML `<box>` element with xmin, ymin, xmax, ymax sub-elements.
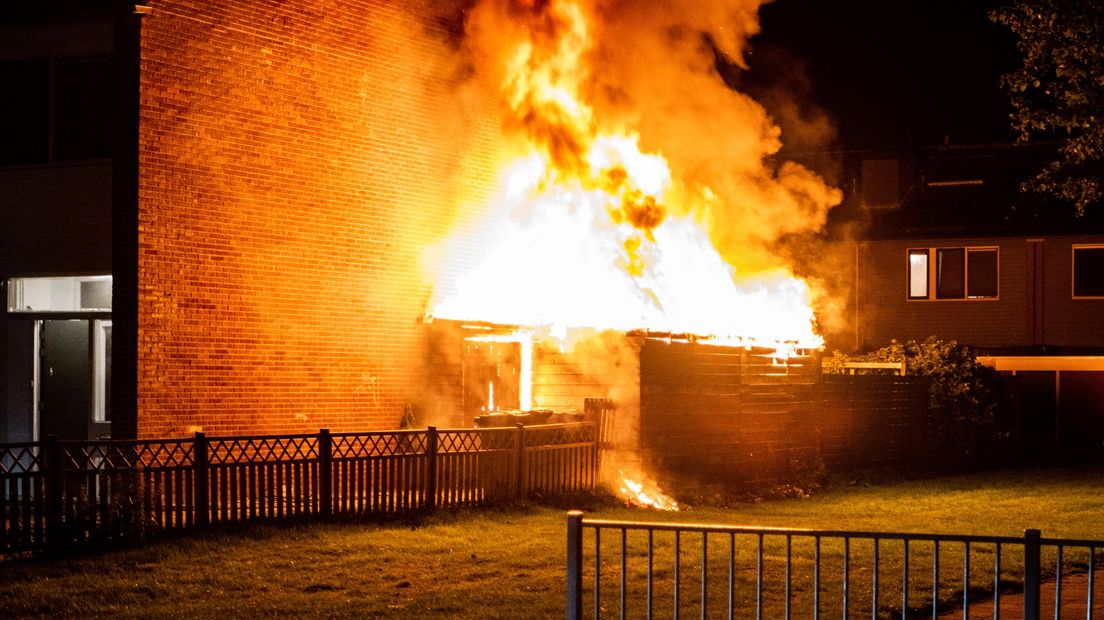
<box><xmin>208</xmin><ymin>435</ymin><xmax>318</xmax><ymax>465</ymax></box>
<box><xmin>0</xmin><ymin>443</ymin><xmax>43</xmax><ymax>474</ymax></box>
<box><xmin>1</xmin><ymin>422</ymin><xmax>600</xmax><ymax>555</ymax></box>
<box><xmin>440</xmin><ymin>428</ymin><xmax>518</xmax><ymax>453</ymax></box>
<box><xmin>522</xmin><ymin>423</ymin><xmax>595</xmax><ymax>447</ymax></box>
<box><xmin>61</xmin><ymin>440</ymin><xmax>195</xmax><ymax>471</ymax></box>
<box><xmin>333</xmin><ymin>432</ymin><xmax>426</xmax><ymax>458</ymax></box>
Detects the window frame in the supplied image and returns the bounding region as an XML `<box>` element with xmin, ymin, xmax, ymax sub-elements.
<box><xmin>0</xmin><ymin>55</ymin><xmax>112</xmax><ymax>168</ymax></box>
<box><xmin>92</xmin><ymin>319</ymin><xmax>112</xmax><ymax>424</ymax></box>
<box><xmin>906</xmin><ymin>245</ymin><xmax>999</xmax><ymax>301</ymax></box>
<box><xmin>907</xmin><ymin>249</ymin><xmax>930</xmax><ymax>299</ymax></box>
<box><xmin>1072</xmin><ymin>244</ymin><xmax>1104</xmax><ymax>300</ymax></box>
<box><xmin>966</xmin><ymin>247</ymin><xmax>1000</xmax><ymax>299</ymax></box>
<box><xmin>936</xmin><ymin>247</ymin><xmax>966</xmax><ymax>299</ymax></box>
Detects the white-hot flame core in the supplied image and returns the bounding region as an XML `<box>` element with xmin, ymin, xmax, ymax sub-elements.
<box><xmin>429</xmin><ymin>141</ymin><xmax>821</xmax><ymax>348</ymax></box>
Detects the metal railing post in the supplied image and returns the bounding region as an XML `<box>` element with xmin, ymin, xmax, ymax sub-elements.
<box><xmin>194</xmin><ymin>432</ymin><xmax>209</xmax><ymax>527</ymax></box>
<box><xmin>318</xmin><ymin>429</ymin><xmax>332</xmax><ymax>518</ymax></box>
<box><xmin>1024</xmin><ymin>529</ymin><xmax>1041</xmax><ymax>620</ymax></box>
<box><xmin>566</xmin><ymin>510</ymin><xmax>584</xmax><ymax>620</ymax></box>
<box><xmin>425</xmin><ymin>426</ymin><xmax>438</xmax><ymax>511</ymax></box>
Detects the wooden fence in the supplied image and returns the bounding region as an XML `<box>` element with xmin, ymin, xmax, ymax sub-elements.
<box><xmin>637</xmin><ymin>373</ymin><xmax>932</xmax><ymax>490</ymax></box>
<box><xmin>0</xmin><ymin>423</ymin><xmax>597</xmax><ymax>556</ymax></box>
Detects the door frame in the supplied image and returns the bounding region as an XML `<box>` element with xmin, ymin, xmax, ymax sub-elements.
<box><xmin>6</xmin><ymin>312</ymin><xmax>111</xmax><ymax>442</ymax></box>
<box><xmin>32</xmin><ymin>320</ymin><xmax>41</xmax><ymax>442</ymax></box>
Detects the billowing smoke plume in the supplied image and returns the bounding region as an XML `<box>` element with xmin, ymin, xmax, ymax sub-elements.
<box><xmin>459</xmin><ymin>0</ymin><xmax>840</xmax><ymax>273</ymax></box>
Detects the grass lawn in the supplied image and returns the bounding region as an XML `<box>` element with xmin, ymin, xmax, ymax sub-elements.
<box><xmin>2</xmin><ymin>465</ymin><xmax>1103</xmax><ymax>618</ymax></box>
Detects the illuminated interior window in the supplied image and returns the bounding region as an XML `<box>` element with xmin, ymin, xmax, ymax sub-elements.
<box><xmin>6</xmin><ymin>276</ymin><xmax>112</xmax><ymax>312</ymax></box>
<box><xmin>908</xmin><ymin>250</ymin><xmax>929</xmax><ymax>299</ymax></box>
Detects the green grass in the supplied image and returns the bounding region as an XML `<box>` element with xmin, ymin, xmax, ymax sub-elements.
<box><xmin>3</xmin><ymin>465</ymin><xmax>1103</xmax><ymax>619</ymax></box>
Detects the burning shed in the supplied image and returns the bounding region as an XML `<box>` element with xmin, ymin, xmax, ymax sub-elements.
<box><xmin>422</xmin><ymin>318</ymin><xmax>823</xmax><ymax>490</ymax></box>
<box><xmin>416</xmin><ymin>0</ymin><xmax>844</xmax><ymax>490</ymax></box>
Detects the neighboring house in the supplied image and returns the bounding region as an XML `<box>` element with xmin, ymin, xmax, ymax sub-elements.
<box><xmin>833</xmin><ymin>143</ymin><xmax>1104</xmax><ymax>458</ymax></box>
<box><xmin>1</xmin><ymin>1</ymin><xmax>496</xmax><ymax>442</ymax></box>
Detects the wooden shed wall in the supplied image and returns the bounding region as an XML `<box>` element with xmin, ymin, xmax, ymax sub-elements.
<box><xmin>422</xmin><ymin>326</ymin><xmax>932</xmax><ymax>489</ymax></box>
<box><xmin>636</xmin><ymin>341</ymin><xmax>930</xmax><ymax>489</ymax></box>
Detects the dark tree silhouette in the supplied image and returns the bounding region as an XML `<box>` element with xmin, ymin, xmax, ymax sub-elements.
<box><xmin>992</xmin><ymin>1</ymin><xmax>1104</xmax><ymax>215</ymax></box>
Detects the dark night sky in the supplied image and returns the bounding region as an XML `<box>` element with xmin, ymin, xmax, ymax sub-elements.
<box><xmin>743</xmin><ymin>0</ymin><xmax>1019</xmax><ymax>154</ymax></box>
<box><xmin>2</xmin><ymin>0</ymin><xmax>1020</xmax><ymax>156</ymax></box>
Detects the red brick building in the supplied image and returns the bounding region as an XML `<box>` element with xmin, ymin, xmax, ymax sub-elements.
<box><xmin>830</xmin><ymin>144</ymin><xmax>1104</xmax><ymax>354</ymax></box>
<box><xmin>2</xmin><ymin>0</ymin><xmax>496</xmax><ymax>441</ymax></box>
<box><xmin>852</xmin><ymin>234</ymin><xmax>1104</xmax><ymax>352</ymax></box>
<box><xmin>831</xmin><ymin>144</ymin><xmax>1104</xmax><ymax>458</ymax></box>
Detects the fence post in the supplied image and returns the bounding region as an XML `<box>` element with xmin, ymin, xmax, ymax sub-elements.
<box><xmin>425</xmin><ymin>426</ymin><xmax>438</xmax><ymax>511</ymax></box>
<box><xmin>44</xmin><ymin>434</ymin><xmax>63</xmax><ymax>552</ymax></box>
<box><xmin>515</xmin><ymin>424</ymin><xmax>526</xmax><ymax>499</ymax></box>
<box><xmin>1024</xmin><ymin>528</ymin><xmax>1041</xmax><ymax>620</ymax></box>
<box><xmin>319</xmin><ymin>429</ymin><xmax>332</xmax><ymax>518</ymax></box>
<box><xmin>592</xmin><ymin>419</ymin><xmax>601</xmax><ymax>488</ymax></box>
<box><xmin>566</xmin><ymin>510</ymin><xmax>584</xmax><ymax>620</ymax></box>
<box><xmin>194</xmin><ymin>432</ymin><xmax>209</xmax><ymax>527</ymax></box>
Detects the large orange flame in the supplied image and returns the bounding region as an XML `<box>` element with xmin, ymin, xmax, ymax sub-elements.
<box><xmin>427</xmin><ymin>0</ymin><xmax>836</xmax><ymax>349</ymax></box>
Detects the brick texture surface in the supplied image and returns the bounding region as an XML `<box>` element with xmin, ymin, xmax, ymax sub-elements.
<box><xmin>856</xmin><ymin>236</ymin><xmax>1104</xmax><ymax>351</ymax></box>
<box><xmin>138</xmin><ymin>0</ymin><xmax>497</xmax><ymax>437</ymax></box>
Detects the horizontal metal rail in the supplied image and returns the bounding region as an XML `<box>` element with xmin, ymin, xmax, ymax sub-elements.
<box><xmin>566</xmin><ymin>512</ymin><xmax>1104</xmax><ymax>620</ymax></box>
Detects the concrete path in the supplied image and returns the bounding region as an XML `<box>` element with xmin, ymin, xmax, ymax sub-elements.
<box><xmin>937</xmin><ymin>573</ymin><xmax>1104</xmax><ymax>619</ymax></box>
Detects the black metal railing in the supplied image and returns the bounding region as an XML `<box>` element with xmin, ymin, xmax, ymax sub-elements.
<box><xmin>566</xmin><ymin>512</ymin><xmax>1104</xmax><ymax>619</ymax></box>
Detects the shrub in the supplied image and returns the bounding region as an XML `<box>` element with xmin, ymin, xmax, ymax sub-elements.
<box><xmin>825</xmin><ymin>337</ymin><xmax>1008</xmax><ymax>468</ymax></box>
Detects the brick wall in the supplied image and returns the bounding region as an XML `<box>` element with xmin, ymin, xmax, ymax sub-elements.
<box><xmin>138</xmin><ymin>0</ymin><xmax>498</xmax><ymax>437</ymax></box>
<box><xmin>857</xmin><ymin>237</ymin><xmax>1028</xmax><ymax>350</ymax></box>
<box><xmin>1039</xmin><ymin>236</ymin><xmax>1104</xmax><ymax>346</ymax></box>
<box><xmin>856</xmin><ymin>235</ymin><xmax>1104</xmax><ymax>351</ymax></box>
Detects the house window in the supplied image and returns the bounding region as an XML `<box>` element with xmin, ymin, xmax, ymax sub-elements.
<box><xmin>0</xmin><ymin>56</ymin><xmax>111</xmax><ymax>166</ymax></box>
<box><xmin>93</xmin><ymin>320</ymin><xmax>112</xmax><ymax>423</ymax></box>
<box><xmin>967</xmin><ymin>248</ymin><xmax>999</xmax><ymax>298</ymax></box>
<box><xmin>1073</xmin><ymin>245</ymin><xmax>1104</xmax><ymax>298</ymax></box>
<box><xmin>0</xmin><ymin>59</ymin><xmax>50</xmax><ymax>165</ymax></box>
<box><xmin>55</xmin><ymin>59</ymin><xmax>112</xmax><ymax>160</ymax></box>
<box><xmin>6</xmin><ymin>276</ymin><xmax>112</xmax><ymax>312</ymax></box>
<box><xmin>907</xmin><ymin>247</ymin><xmax>998</xmax><ymax>300</ymax></box>
<box><xmin>908</xmin><ymin>250</ymin><xmax>929</xmax><ymax>299</ymax></box>
<box><xmin>936</xmin><ymin>248</ymin><xmax>966</xmax><ymax>299</ymax></box>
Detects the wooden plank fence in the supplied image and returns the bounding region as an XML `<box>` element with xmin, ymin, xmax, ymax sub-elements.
<box><xmin>0</xmin><ymin>423</ymin><xmax>597</xmax><ymax>556</ymax></box>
